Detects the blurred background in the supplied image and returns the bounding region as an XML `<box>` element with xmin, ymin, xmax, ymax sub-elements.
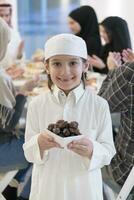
<box><xmin>10</xmin><ymin>0</ymin><xmax>134</xmax><ymax>59</ymax></box>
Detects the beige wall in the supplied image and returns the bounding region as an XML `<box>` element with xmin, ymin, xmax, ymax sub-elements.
<box><xmin>80</xmin><ymin>0</ymin><xmax>134</xmax><ymax>49</ymax></box>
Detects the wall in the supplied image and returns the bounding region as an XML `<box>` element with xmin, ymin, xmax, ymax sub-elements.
<box><xmin>18</xmin><ymin>0</ymin><xmax>79</xmax><ymax>58</ymax></box>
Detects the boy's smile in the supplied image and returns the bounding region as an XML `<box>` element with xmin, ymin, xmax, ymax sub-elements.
<box><xmin>46</xmin><ymin>55</ymin><xmax>88</xmax><ymax>95</ymax></box>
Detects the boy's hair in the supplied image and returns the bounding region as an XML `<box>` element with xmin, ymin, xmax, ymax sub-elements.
<box><xmin>46</xmin><ymin>58</ymin><xmax>87</xmax><ymax>91</ymax></box>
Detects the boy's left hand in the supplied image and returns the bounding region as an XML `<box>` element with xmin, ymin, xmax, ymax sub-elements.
<box><xmin>67</xmin><ymin>138</ymin><xmax>93</xmax><ymax>159</ymax></box>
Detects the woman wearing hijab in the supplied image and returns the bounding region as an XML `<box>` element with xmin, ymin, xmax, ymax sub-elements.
<box><xmin>0</xmin><ymin>17</ymin><xmax>36</xmax><ymax>200</ymax></box>
<box><xmin>68</xmin><ymin>5</ymin><xmax>102</xmax><ymax>57</ymax></box>
<box><xmin>90</xmin><ymin>16</ymin><xmax>132</xmax><ymax>74</ymax></box>
<box><xmin>101</xmin><ymin>16</ymin><xmax>131</xmax><ymax>62</ymax></box>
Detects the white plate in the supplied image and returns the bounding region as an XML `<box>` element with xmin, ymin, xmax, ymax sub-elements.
<box><xmin>45</xmin><ymin>129</ymin><xmax>84</xmax><ymax>148</ymax></box>
<box><xmin>13</xmin><ymin>79</ymin><xmax>27</xmax><ymax>87</ymax></box>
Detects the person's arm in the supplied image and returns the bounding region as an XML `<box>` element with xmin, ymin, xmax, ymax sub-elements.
<box><xmin>0</xmin><ymin>94</ymin><xmax>26</xmax><ymax>131</ymax></box>
<box><xmin>89</xmin><ymin>100</ymin><xmax>116</xmax><ymax>171</ymax></box>
<box><xmin>98</xmin><ymin>70</ymin><xmax>113</xmax><ymax>95</ymax></box>
<box><xmin>23</xmin><ymin>99</ymin><xmax>48</xmax><ymax>164</ymax></box>
<box><xmin>10</xmin><ymin>29</ymin><xmax>25</xmax><ymax>61</ymax></box>
<box><xmin>68</xmin><ymin>100</ymin><xmax>116</xmax><ymax>171</ymax></box>
<box><xmin>0</xmin><ymin>72</ymin><xmax>26</xmax><ymax>130</ymax></box>
<box><xmin>89</xmin><ymin>55</ymin><xmax>106</xmax><ymax>69</ymax></box>
<box><xmin>23</xmin><ymin>98</ymin><xmax>61</xmax><ymax>164</ymax></box>
<box><xmin>16</xmin><ymin>40</ymin><xmax>24</xmax><ymax>59</ymax></box>
<box><xmin>7</xmin><ymin>94</ymin><xmax>26</xmax><ymax>129</ymax></box>
<box><xmin>98</xmin><ymin>67</ymin><xmax>129</xmax><ymax>112</ymax></box>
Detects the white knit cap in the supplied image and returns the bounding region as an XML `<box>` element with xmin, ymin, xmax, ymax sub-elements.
<box><xmin>0</xmin><ymin>0</ymin><xmax>11</xmax><ymax>5</ymax></box>
<box><xmin>44</xmin><ymin>33</ymin><xmax>87</xmax><ymax>60</ymax></box>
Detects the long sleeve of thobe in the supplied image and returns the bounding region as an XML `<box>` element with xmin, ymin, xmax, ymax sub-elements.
<box><xmin>87</xmin><ymin>101</ymin><xmax>116</xmax><ymax>171</ymax></box>
<box><xmin>23</xmin><ymin>101</ymin><xmax>47</xmax><ymax>165</ymax></box>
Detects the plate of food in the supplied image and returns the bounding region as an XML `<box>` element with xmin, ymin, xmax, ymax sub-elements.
<box><xmin>23</xmin><ymin>62</ymin><xmax>45</xmax><ymax>78</ymax></box>
<box><xmin>46</xmin><ymin>120</ymin><xmax>84</xmax><ymax>148</ymax></box>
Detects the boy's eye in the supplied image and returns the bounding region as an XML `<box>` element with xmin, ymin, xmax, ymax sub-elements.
<box><xmin>70</xmin><ymin>61</ymin><xmax>78</xmax><ymax>65</ymax></box>
<box><xmin>52</xmin><ymin>62</ymin><xmax>61</xmax><ymax>67</ymax></box>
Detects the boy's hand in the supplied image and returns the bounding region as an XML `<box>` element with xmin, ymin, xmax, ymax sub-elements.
<box><xmin>38</xmin><ymin>133</ymin><xmax>61</xmax><ymax>158</ymax></box>
<box><xmin>67</xmin><ymin>138</ymin><xmax>93</xmax><ymax>159</ymax></box>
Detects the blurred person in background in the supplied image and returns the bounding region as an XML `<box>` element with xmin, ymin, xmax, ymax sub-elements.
<box><xmin>0</xmin><ymin>0</ymin><xmax>24</xmax><ymax>70</ymax></box>
<box><xmin>68</xmin><ymin>6</ymin><xmax>102</xmax><ymax>59</ymax></box>
<box><xmin>98</xmin><ymin>60</ymin><xmax>134</xmax><ymax>199</ymax></box>
<box><xmin>90</xmin><ymin>16</ymin><xmax>132</xmax><ymax>74</ymax></box>
<box><xmin>0</xmin><ymin>17</ymin><xmax>37</xmax><ymax>200</ymax></box>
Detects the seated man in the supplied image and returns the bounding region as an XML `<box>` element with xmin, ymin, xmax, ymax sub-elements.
<box><xmin>0</xmin><ymin>0</ymin><xmax>24</xmax><ymax>68</ymax></box>
<box><xmin>98</xmin><ymin>61</ymin><xmax>134</xmax><ymax>197</ymax></box>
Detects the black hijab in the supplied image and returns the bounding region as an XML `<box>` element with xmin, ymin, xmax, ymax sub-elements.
<box><xmin>100</xmin><ymin>16</ymin><xmax>132</xmax><ymax>63</ymax></box>
<box><xmin>69</xmin><ymin>6</ymin><xmax>101</xmax><ymax>57</ymax></box>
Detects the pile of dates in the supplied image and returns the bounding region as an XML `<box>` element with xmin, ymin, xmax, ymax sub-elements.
<box><xmin>47</xmin><ymin>120</ymin><xmax>81</xmax><ymax>137</ymax></box>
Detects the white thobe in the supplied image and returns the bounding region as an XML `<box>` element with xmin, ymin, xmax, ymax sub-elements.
<box><xmin>23</xmin><ymin>84</ymin><xmax>116</xmax><ymax>200</ymax></box>
<box><xmin>0</xmin><ymin>28</ymin><xmax>22</xmax><ymax>68</ymax></box>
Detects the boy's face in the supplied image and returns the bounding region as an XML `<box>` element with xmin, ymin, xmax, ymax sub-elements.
<box><xmin>46</xmin><ymin>55</ymin><xmax>88</xmax><ymax>95</ymax></box>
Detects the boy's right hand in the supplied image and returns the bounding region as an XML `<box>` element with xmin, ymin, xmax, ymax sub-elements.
<box><xmin>38</xmin><ymin>133</ymin><xmax>61</xmax><ymax>158</ymax></box>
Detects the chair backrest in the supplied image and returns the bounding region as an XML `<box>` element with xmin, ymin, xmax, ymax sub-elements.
<box><xmin>116</xmin><ymin>166</ymin><xmax>134</xmax><ymax>200</ymax></box>
<box><xmin>0</xmin><ymin>192</ymin><xmax>6</xmax><ymax>200</ymax></box>
<box><xmin>0</xmin><ymin>170</ymin><xmax>18</xmax><ymax>199</ymax></box>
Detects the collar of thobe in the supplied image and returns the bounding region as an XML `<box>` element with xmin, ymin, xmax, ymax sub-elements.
<box><xmin>52</xmin><ymin>82</ymin><xmax>85</xmax><ymax>104</ymax></box>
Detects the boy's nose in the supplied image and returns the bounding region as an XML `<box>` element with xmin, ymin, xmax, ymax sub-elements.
<box><xmin>61</xmin><ymin>64</ymin><xmax>70</xmax><ymax>75</ymax></box>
